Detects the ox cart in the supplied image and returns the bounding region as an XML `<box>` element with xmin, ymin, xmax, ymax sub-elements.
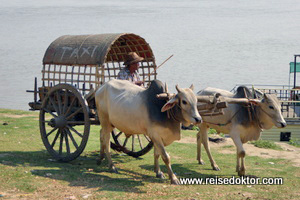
<box><xmin>27</xmin><ymin>33</ymin><xmax>160</xmax><ymax>161</ymax></box>
<box><xmin>27</xmin><ymin>33</ymin><xmax>234</xmax><ymax>162</ymax></box>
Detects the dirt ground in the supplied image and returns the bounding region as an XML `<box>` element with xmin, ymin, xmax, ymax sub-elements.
<box><xmin>178</xmin><ymin>136</ymin><xmax>300</xmax><ymax>167</ymax></box>
<box><xmin>1</xmin><ymin>113</ymin><xmax>37</xmax><ymax>119</ymax></box>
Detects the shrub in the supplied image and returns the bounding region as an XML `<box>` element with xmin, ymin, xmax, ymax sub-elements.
<box><xmin>249</xmin><ymin>140</ymin><xmax>282</xmax><ymax>150</ymax></box>
<box><xmin>289</xmin><ymin>138</ymin><xmax>300</xmax><ymax>147</ymax></box>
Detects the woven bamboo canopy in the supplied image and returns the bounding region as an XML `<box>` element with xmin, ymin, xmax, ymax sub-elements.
<box><xmin>43</xmin><ymin>33</ymin><xmax>156</xmax><ymax>65</ymax></box>
<box><xmin>41</xmin><ymin>33</ymin><xmax>157</xmax><ymax>92</ymax></box>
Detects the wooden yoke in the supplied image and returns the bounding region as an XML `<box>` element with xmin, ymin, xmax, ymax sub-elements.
<box><xmin>156</xmin><ymin>87</ymin><xmax>260</xmax><ymax>117</ymax></box>
<box><xmin>219</xmin><ymin>97</ymin><xmax>260</xmax><ymax>104</ymax></box>
<box><xmin>156</xmin><ymin>91</ymin><xmax>227</xmax><ymax>117</ymax></box>
<box><xmin>197</xmin><ymin>95</ymin><xmax>260</xmax><ymax>117</ymax></box>
<box><xmin>197</xmin><ymin>93</ymin><xmax>226</xmax><ymax>116</ymax></box>
<box><xmin>156</xmin><ymin>93</ymin><xmax>175</xmax><ymax>99</ymax></box>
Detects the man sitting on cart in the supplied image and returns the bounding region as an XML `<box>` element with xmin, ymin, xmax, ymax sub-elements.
<box><xmin>117</xmin><ymin>52</ymin><xmax>144</xmax><ymax>86</ymax></box>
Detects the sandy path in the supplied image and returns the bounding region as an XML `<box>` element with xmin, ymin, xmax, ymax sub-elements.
<box><xmin>178</xmin><ymin>136</ymin><xmax>300</xmax><ymax>167</ymax></box>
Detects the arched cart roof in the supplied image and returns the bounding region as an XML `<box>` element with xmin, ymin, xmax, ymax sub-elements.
<box><xmin>43</xmin><ymin>33</ymin><xmax>155</xmax><ymax>65</ymax></box>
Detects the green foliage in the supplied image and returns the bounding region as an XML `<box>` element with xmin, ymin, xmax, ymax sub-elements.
<box><xmin>249</xmin><ymin>140</ymin><xmax>282</xmax><ymax>150</ymax></box>
<box><xmin>288</xmin><ymin>138</ymin><xmax>300</xmax><ymax>147</ymax></box>
<box><xmin>191</xmin><ymin>125</ymin><xmax>199</xmax><ymax>131</ymax></box>
<box><xmin>219</xmin><ymin>133</ymin><xmax>225</xmax><ymax>138</ymax></box>
<box><xmin>208</xmin><ymin>128</ymin><xmax>217</xmax><ymax>134</ymax></box>
<box><xmin>207</xmin><ymin>128</ymin><xmax>225</xmax><ymax>138</ymax></box>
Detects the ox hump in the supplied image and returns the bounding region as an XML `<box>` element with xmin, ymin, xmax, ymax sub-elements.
<box><xmin>197</xmin><ymin>87</ymin><xmax>233</xmax><ymax>97</ymax></box>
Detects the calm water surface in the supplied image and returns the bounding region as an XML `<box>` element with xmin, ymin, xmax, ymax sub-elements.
<box><xmin>1</xmin><ymin>0</ymin><xmax>300</xmax><ymax>110</ymax></box>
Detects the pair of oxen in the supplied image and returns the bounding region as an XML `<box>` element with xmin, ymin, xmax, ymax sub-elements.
<box><xmin>95</xmin><ymin>79</ymin><xmax>286</xmax><ymax>185</ymax></box>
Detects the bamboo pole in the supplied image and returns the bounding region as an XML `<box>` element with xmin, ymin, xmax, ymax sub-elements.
<box><xmin>144</xmin><ymin>54</ymin><xmax>173</xmax><ymax>81</ymax></box>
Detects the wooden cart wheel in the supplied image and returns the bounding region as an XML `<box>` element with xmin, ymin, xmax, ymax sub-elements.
<box><xmin>110</xmin><ymin>130</ymin><xmax>153</xmax><ymax>158</ymax></box>
<box><xmin>39</xmin><ymin>84</ymin><xmax>90</xmax><ymax>162</ymax></box>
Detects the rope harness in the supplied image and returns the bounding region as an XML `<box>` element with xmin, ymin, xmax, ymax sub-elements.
<box><xmin>202</xmin><ymin>106</ymin><xmax>242</xmax><ymax>127</ymax></box>
<box><xmin>203</xmin><ymin>88</ymin><xmax>267</xmax><ymax>129</ymax></box>
<box><xmin>167</xmin><ymin>104</ymin><xmax>181</xmax><ymax>123</ymax></box>
<box><xmin>166</xmin><ymin>100</ymin><xmax>184</xmax><ymax>123</ymax></box>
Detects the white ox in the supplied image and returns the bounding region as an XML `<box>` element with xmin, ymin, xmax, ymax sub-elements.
<box><xmin>95</xmin><ymin>79</ymin><xmax>201</xmax><ymax>184</ymax></box>
<box><xmin>196</xmin><ymin>86</ymin><xmax>286</xmax><ymax>176</ymax></box>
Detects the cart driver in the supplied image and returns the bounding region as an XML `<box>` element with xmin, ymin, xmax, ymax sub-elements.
<box><xmin>117</xmin><ymin>52</ymin><xmax>144</xmax><ymax>86</ymax></box>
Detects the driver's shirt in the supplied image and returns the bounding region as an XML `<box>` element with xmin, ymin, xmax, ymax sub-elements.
<box><xmin>117</xmin><ymin>67</ymin><xmax>141</xmax><ymax>83</ymax></box>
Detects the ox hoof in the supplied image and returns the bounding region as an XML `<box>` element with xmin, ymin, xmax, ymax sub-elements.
<box><xmin>198</xmin><ymin>160</ymin><xmax>205</xmax><ymax>165</ymax></box>
<box><xmin>96</xmin><ymin>154</ymin><xmax>105</xmax><ymax>165</ymax></box>
<box><xmin>111</xmin><ymin>166</ymin><xmax>119</xmax><ymax>174</ymax></box>
<box><xmin>212</xmin><ymin>165</ymin><xmax>220</xmax><ymax>171</ymax></box>
<box><xmin>171</xmin><ymin>178</ymin><xmax>180</xmax><ymax>185</ymax></box>
<box><xmin>238</xmin><ymin>171</ymin><xmax>245</xmax><ymax>177</ymax></box>
<box><xmin>156</xmin><ymin>172</ymin><xmax>165</xmax><ymax>179</ymax></box>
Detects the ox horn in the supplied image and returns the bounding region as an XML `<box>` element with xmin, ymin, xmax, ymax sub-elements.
<box><xmin>175</xmin><ymin>84</ymin><xmax>183</xmax><ymax>93</ymax></box>
<box><xmin>189</xmin><ymin>84</ymin><xmax>194</xmax><ymax>91</ymax></box>
<box><xmin>165</xmin><ymin>82</ymin><xmax>168</xmax><ymax>93</ymax></box>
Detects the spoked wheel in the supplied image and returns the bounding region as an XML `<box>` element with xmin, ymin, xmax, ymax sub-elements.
<box><xmin>39</xmin><ymin>84</ymin><xmax>90</xmax><ymax>162</ymax></box>
<box><xmin>110</xmin><ymin>130</ymin><xmax>153</xmax><ymax>158</ymax></box>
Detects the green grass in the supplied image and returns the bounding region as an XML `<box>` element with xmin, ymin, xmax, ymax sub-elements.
<box><xmin>0</xmin><ymin>108</ymin><xmax>299</xmax><ymax>199</ymax></box>
<box><xmin>249</xmin><ymin>139</ymin><xmax>283</xmax><ymax>150</ymax></box>
<box><xmin>289</xmin><ymin>138</ymin><xmax>300</xmax><ymax>147</ymax></box>
<box><xmin>222</xmin><ymin>145</ymin><xmax>234</xmax><ymax>149</ymax></box>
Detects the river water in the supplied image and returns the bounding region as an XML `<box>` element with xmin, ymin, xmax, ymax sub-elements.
<box><xmin>1</xmin><ymin>0</ymin><xmax>300</xmax><ymax>110</ymax></box>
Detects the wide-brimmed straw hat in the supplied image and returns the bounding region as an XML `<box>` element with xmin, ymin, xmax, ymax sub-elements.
<box><xmin>123</xmin><ymin>52</ymin><xmax>144</xmax><ymax>65</ymax></box>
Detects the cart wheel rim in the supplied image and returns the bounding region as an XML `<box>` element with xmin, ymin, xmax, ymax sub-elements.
<box><xmin>40</xmin><ymin>84</ymin><xmax>90</xmax><ymax>162</ymax></box>
<box><xmin>111</xmin><ymin>131</ymin><xmax>153</xmax><ymax>158</ymax></box>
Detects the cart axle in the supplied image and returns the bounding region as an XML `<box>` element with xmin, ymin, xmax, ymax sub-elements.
<box><xmin>49</xmin><ymin>116</ymin><xmax>67</xmax><ymax>128</ymax></box>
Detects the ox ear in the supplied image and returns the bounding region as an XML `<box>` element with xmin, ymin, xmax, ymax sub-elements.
<box><xmin>161</xmin><ymin>97</ymin><xmax>178</xmax><ymax>112</ymax></box>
